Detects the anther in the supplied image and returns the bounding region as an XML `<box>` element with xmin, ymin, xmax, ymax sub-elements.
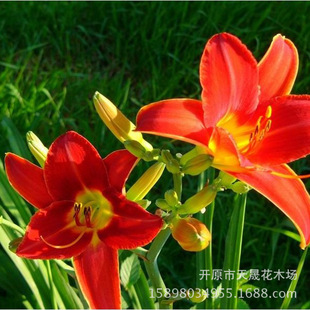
<box><xmin>265</xmin><ymin>106</ymin><xmax>272</xmax><ymax>118</ymax></box>
<box><xmin>74</xmin><ymin>202</ymin><xmax>83</xmax><ymax>226</ymax></box>
<box><xmin>84</xmin><ymin>206</ymin><xmax>92</xmax><ymax>228</ymax></box>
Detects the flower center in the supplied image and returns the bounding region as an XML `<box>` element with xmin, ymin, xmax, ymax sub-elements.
<box><xmin>242</xmin><ymin>105</ymin><xmax>272</xmax><ymax>154</ymax></box>
<box><xmin>74</xmin><ymin>190</ymin><xmax>113</xmax><ymax>230</ymax></box>
<box><xmin>40</xmin><ymin>190</ymin><xmax>113</xmax><ymax>249</ymax></box>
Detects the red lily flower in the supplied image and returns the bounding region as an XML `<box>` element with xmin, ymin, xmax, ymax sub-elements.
<box><xmin>5</xmin><ymin>131</ymin><xmax>163</xmax><ymax>309</ymax></box>
<box><xmin>136</xmin><ymin>33</ymin><xmax>310</xmax><ymax>249</ymax></box>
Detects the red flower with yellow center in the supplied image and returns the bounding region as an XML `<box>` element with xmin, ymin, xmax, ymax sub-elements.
<box><xmin>5</xmin><ymin>131</ymin><xmax>163</xmax><ymax>309</ymax></box>
<box><xmin>136</xmin><ymin>33</ymin><xmax>310</xmax><ymax>249</ymax></box>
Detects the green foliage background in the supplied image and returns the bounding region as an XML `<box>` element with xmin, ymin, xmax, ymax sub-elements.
<box><xmin>0</xmin><ymin>2</ymin><xmax>310</xmax><ymax>309</ymax></box>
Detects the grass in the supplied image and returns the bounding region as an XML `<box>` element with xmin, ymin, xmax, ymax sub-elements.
<box><xmin>1</xmin><ymin>2</ymin><xmax>310</xmax><ymax>309</ymax></box>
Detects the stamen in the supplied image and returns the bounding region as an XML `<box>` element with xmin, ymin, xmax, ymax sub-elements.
<box><xmin>265</xmin><ymin>106</ymin><xmax>272</xmax><ymax>118</ymax></box>
<box><xmin>74</xmin><ymin>203</ymin><xmax>83</xmax><ymax>226</ymax></box>
<box><xmin>40</xmin><ymin>230</ymin><xmax>86</xmax><ymax>249</ymax></box>
<box><xmin>265</xmin><ymin>120</ymin><xmax>272</xmax><ymax>132</ymax></box>
<box><xmin>84</xmin><ymin>206</ymin><xmax>92</xmax><ymax>228</ymax></box>
<box><xmin>244</xmin><ymin>106</ymin><xmax>272</xmax><ymax>153</ymax></box>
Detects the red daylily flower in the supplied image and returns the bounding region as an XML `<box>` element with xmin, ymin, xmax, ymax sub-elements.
<box><xmin>5</xmin><ymin>131</ymin><xmax>163</xmax><ymax>309</ymax></box>
<box><xmin>136</xmin><ymin>33</ymin><xmax>310</xmax><ymax>249</ymax></box>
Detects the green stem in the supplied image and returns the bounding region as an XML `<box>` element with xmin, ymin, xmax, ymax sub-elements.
<box><xmin>144</xmin><ymin>227</ymin><xmax>172</xmax><ymax>309</ymax></box>
<box><xmin>128</xmin><ymin>285</ymin><xmax>142</xmax><ymax>309</ymax></box>
<box><xmin>172</xmin><ymin>173</ymin><xmax>182</xmax><ymax>200</ymax></box>
<box><xmin>280</xmin><ymin>246</ymin><xmax>308</xmax><ymax>309</ymax></box>
<box><xmin>220</xmin><ymin>193</ymin><xmax>247</xmax><ymax>309</ymax></box>
<box><xmin>134</xmin><ymin>268</ymin><xmax>156</xmax><ymax>309</ymax></box>
<box><xmin>196</xmin><ymin>169</ymin><xmax>215</xmax><ymax>309</ymax></box>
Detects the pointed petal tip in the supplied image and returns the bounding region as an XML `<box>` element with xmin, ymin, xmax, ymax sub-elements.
<box><xmin>258</xmin><ymin>34</ymin><xmax>298</xmax><ymax>101</ymax></box>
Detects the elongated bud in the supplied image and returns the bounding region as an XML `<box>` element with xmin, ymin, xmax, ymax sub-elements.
<box><xmin>166</xmin><ymin>159</ymin><xmax>180</xmax><ymax>174</ymax></box>
<box><xmin>162</xmin><ymin>150</ymin><xmax>180</xmax><ymax>173</ymax></box>
<box><xmin>178</xmin><ymin>185</ymin><xmax>217</xmax><ymax>215</ymax></box>
<box><xmin>161</xmin><ymin>150</ymin><xmax>174</xmax><ymax>164</ymax></box>
<box><xmin>93</xmin><ymin>92</ymin><xmax>153</xmax><ymax>151</ymax></box>
<box><xmin>156</xmin><ymin>199</ymin><xmax>172</xmax><ymax>211</ymax></box>
<box><xmin>126</xmin><ymin>162</ymin><xmax>165</xmax><ymax>201</ymax></box>
<box><xmin>182</xmin><ymin>154</ymin><xmax>213</xmax><ymax>176</ymax></box>
<box><xmin>136</xmin><ymin>199</ymin><xmax>151</xmax><ymax>209</ymax></box>
<box><xmin>179</xmin><ymin>146</ymin><xmax>206</xmax><ymax>165</ymax></box>
<box><xmin>231</xmin><ymin>182</ymin><xmax>251</xmax><ymax>194</ymax></box>
<box><xmin>164</xmin><ymin>190</ymin><xmax>179</xmax><ymax>207</ymax></box>
<box><xmin>124</xmin><ymin>140</ymin><xmax>146</xmax><ymax>158</ymax></box>
<box><xmin>9</xmin><ymin>237</ymin><xmax>23</xmax><ymax>253</ymax></box>
<box><xmin>189</xmin><ymin>288</ymin><xmax>207</xmax><ymax>303</ymax></box>
<box><xmin>171</xmin><ymin>217</ymin><xmax>211</xmax><ymax>252</ymax></box>
<box><xmin>160</xmin><ymin>150</ymin><xmax>180</xmax><ymax>173</ymax></box>
<box><xmin>218</xmin><ymin>171</ymin><xmax>237</xmax><ymax>187</ymax></box>
<box><xmin>26</xmin><ymin>131</ymin><xmax>48</xmax><ymax>167</ymax></box>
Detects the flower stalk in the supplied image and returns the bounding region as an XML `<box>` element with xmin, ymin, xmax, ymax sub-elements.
<box><xmin>220</xmin><ymin>193</ymin><xmax>247</xmax><ymax>309</ymax></box>
<box><xmin>196</xmin><ymin>169</ymin><xmax>215</xmax><ymax>309</ymax></box>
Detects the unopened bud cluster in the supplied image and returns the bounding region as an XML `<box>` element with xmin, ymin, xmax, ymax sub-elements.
<box><xmin>161</xmin><ymin>150</ymin><xmax>180</xmax><ymax>174</ymax></box>
<box><xmin>217</xmin><ymin>171</ymin><xmax>251</xmax><ymax>194</ymax></box>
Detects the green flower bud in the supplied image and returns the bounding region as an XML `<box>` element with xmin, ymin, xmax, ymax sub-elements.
<box><xmin>178</xmin><ymin>185</ymin><xmax>217</xmax><ymax>215</ymax></box>
<box><xmin>179</xmin><ymin>146</ymin><xmax>205</xmax><ymax>166</ymax></box>
<box><xmin>231</xmin><ymin>182</ymin><xmax>251</xmax><ymax>194</ymax></box>
<box><xmin>161</xmin><ymin>150</ymin><xmax>174</xmax><ymax>164</ymax></box>
<box><xmin>219</xmin><ymin>171</ymin><xmax>237</xmax><ymax>187</ymax></box>
<box><xmin>9</xmin><ymin>237</ymin><xmax>23</xmax><ymax>253</ymax></box>
<box><xmin>164</xmin><ymin>190</ymin><xmax>179</xmax><ymax>207</ymax></box>
<box><xmin>126</xmin><ymin>162</ymin><xmax>165</xmax><ymax>201</ymax></box>
<box><xmin>124</xmin><ymin>140</ymin><xmax>146</xmax><ymax>158</ymax></box>
<box><xmin>136</xmin><ymin>199</ymin><xmax>151</xmax><ymax>209</ymax></box>
<box><xmin>26</xmin><ymin>131</ymin><xmax>48</xmax><ymax>167</ymax></box>
<box><xmin>189</xmin><ymin>288</ymin><xmax>207</xmax><ymax>303</ymax></box>
<box><xmin>155</xmin><ymin>199</ymin><xmax>172</xmax><ymax>211</ymax></box>
<box><xmin>94</xmin><ymin>91</ymin><xmax>153</xmax><ymax>151</ymax></box>
<box><xmin>182</xmin><ymin>154</ymin><xmax>213</xmax><ymax>176</ymax></box>
<box><xmin>166</xmin><ymin>159</ymin><xmax>180</xmax><ymax>174</ymax></box>
<box><xmin>161</xmin><ymin>150</ymin><xmax>180</xmax><ymax>173</ymax></box>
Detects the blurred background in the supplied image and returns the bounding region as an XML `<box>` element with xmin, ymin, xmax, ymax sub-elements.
<box><xmin>0</xmin><ymin>2</ymin><xmax>309</xmax><ymax>309</ymax></box>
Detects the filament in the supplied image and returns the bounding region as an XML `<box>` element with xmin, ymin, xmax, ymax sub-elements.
<box><xmin>271</xmin><ymin>171</ymin><xmax>310</xmax><ymax>180</ymax></box>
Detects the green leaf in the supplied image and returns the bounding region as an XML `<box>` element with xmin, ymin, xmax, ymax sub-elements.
<box><xmin>237</xmin><ymin>269</ymin><xmax>251</xmax><ymax>288</ymax></box>
<box><xmin>50</xmin><ymin>262</ymin><xmax>83</xmax><ymax>309</ymax></box>
<box><xmin>120</xmin><ymin>253</ymin><xmax>141</xmax><ymax>289</ymax></box>
<box><xmin>237</xmin><ymin>298</ymin><xmax>250</xmax><ymax>309</ymax></box>
<box><xmin>1</xmin><ymin>117</ymin><xmax>32</xmax><ymax>160</ymax></box>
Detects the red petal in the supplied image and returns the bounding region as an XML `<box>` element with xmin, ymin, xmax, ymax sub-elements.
<box><xmin>44</xmin><ymin>131</ymin><xmax>109</xmax><ymax>201</ymax></box>
<box><xmin>230</xmin><ymin>165</ymin><xmax>310</xmax><ymax>249</ymax></box>
<box><xmin>98</xmin><ymin>191</ymin><xmax>163</xmax><ymax>249</ymax></box>
<box><xmin>247</xmin><ymin>95</ymin><xmax>310</xmax><ymax>165</ymax></box>
<box><xmin>103</xmin><ymin>150</ymin><xmax>139</xmax><ymax>194</ymax></box>
<box><xmin>258</xmin><ymin>34</ymin><xmax>298</xmax><ymax>103</ymax></box>
<box><xmin>136</xmin><ymin>99</ymin><xmax>210</xmax><ymax>146</ymax></box>
<box><xmin>16</xmin><ymin>201</ymin><xmax>92</xmax><ymax>259</ymax></box>
<box><xmin>200</xmin><ymin>33</ymin><xmax>259</xmax><ymax>127</ymax></box>
<box><xmin>73</xmin><ymin>243</ymin><xmax>121</xmax><ymax>309</ymax></box>
<box><xmin>5</xmin><ymin>153</ymin><xmax>53</xmax><ymax>209</ymax></box>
